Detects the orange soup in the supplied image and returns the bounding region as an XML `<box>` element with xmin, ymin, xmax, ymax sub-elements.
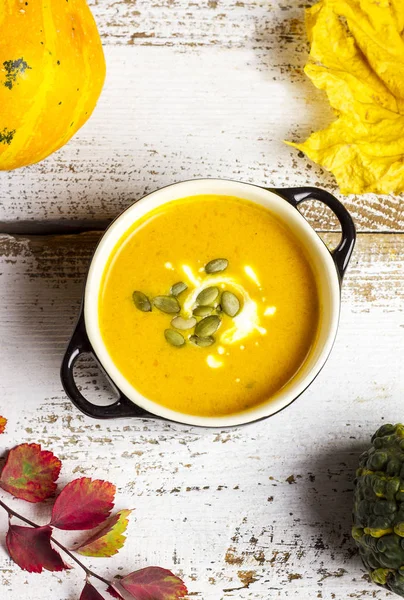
<box><xmin>98</xmin><ymin>195</ymin><xmax>319</xmax><ymax>417</ymax></box>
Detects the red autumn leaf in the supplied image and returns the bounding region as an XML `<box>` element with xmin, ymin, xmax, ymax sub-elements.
<box><xmin>77</xmin><ymin>509</ymin><xmax>132</xmax><ymax>557</ymax></box>
<box><xmin>80</xmin><ymin>582</ymin><xmax>106</xmax><ymax>600</ymax></box>
<box><xmin>6</xmin><ymin>525</ymin><xmax>69</xmax><ymax>573</ymax></box>
<box><xmin>0</xmin><ymin>443</ymin><xmax>61</xmax><ymax>502</ymax></box>
<box><xmin>120</xmin><ymin>567</ymin><xmax>188</xmax><ymax>600</ymax></box>
<box><xmin>51</xmin><ymin>477</ymin><xmax>115</xmax><ymax>530</ymax></box>
<box><xmin>0</xmin><ymin>416</ymin><xmax>7</xmax><ymax>433</ymax></box>
<box><xmin>106</xmin><ymin>585</ymin><xmax>124</xmax><ymax>599</ymax></box>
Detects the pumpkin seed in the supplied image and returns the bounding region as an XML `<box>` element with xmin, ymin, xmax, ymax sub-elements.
<box><xmin>164</xmin><ymin>329</ymin><xmax>185</xmax><ymax>347</ymax></box>
<box><xmin>196</xmin><ymin>286</ymin><xmax>219</xmax><ymax>306</ymax></box>
<box><xmin>171</xmin><ymin>316</ymin><xmax>197</xmax><ymax>330</ymax></box>
<box><xmin>193</xmin><ymin>305</ymin><xmax>213</xmax><ymax>317</ymax></box>
<box><xmin>205</xmin><ymin>258</ymin><xmax>229</xmax><ymax>274</ymax></box>
<box><xmin>153</xmin><ymin>295</ymin><xmax>180</xmax><ymax>314</ymax></box>
<box><xmin>189</xmin><ymin>335</ymin><xmax>215</xmax><ymax>347</ymax></box>
<box><xmin>132</xmin><ymin>291</ymin><xmax>151</xmax><ymax>312</ymax></box>
<box><xmin>195</xmin><ymin>315</ymin><xmax>221</xmax><ymax>337</ymax></box>
<box><xmin>171</xmin><ymin>281</ymin><xmax>188</xmax><ymax>296</ymax></box>
<box><xmin>221</xmin><ymin>291</ymin><xmax>240</xmax><ymax>317</ymax></box>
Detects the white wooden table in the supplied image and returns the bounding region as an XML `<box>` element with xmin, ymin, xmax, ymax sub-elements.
<box><xmin>0</xmin><ymin>2</ymin><xmax>403</xmax><ymax>599</ymax></box>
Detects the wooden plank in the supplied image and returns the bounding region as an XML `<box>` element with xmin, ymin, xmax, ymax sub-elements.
<box><xmin>0</xmin><ymin>232</ymin><xmax>402</xmax><ymax>599</ymax></box>
<box><xmin>0</xmin><ymin>47</ymin><xmax>402</xmax><ymax>233</ymax></box>
<box><xmin>88</xmin><ymin>0</ymin><xmax>307</xmax><ymax>48</ymax></box>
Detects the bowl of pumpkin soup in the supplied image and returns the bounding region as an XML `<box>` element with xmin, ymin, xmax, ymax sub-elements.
<box><xmin>61</xmin><ymin>179</ymin><xmax>355</xmax><ymax>427</ymax></box>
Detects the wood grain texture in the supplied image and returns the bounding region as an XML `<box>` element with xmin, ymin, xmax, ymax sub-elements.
<box><xmin>0</xmin><ymin>2</ymin><xmax>403</xmax><ymax>598</ymax></box>
<box><xmin>0</xmin><ymin>47</ymin><xmax>402</xmax><ymax>231</ymax></box>
<box><xmin>88</xmin><ymin>0</ymin><xmax>307</xmax><ymax>48</ymax></box>
<box><xmin>0</xmin><ymin>232</ymin><xmax>403</xmax><ymax>599</ymax></box>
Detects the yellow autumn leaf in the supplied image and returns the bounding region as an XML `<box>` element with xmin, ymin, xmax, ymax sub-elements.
<box><xmin>76</xmin><ymin>509</ymin><xmax>133</xmax><ymax>557</ymax></box>
<box><xmin>287</xmin><ymin>0</ymin><xmax>404</xmax><ymax>194</ymax></box>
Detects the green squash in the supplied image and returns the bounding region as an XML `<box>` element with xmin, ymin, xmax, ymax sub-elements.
<box><xmin>353</xmin><ymin>424</ymin><xmax>404</xmax><ymax>596</ymax></box>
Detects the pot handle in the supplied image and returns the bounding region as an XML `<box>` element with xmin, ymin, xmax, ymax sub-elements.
<box><xmin>61</xmin><ymin>313</ymin><xmax>153</xmax><ymax>419</ymax></box>
<box><xmin>271</xmin><ymin>187</ymin><xmax>356</xmax><ymax>280</ymax></box>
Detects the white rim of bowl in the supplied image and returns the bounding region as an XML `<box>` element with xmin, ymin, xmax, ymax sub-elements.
<box><xmin>84</xmin><ymin>179</ymin><xmax>341</xmax><ymax>427</ymax></box>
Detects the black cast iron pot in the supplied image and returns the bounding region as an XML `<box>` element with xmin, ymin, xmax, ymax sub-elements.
<box><xmin>61</xmin><ymin>180</ymin><xmax>355</xmax><ymax>427</ymax></box>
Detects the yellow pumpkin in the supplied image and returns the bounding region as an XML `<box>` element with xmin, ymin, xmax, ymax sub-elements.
<box><xmin>0</xmin><ymin>0</ymin><xmax>106</xmax><ymax>170</ymax></box>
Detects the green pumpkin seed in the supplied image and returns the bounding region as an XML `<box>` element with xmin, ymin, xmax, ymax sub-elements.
<box><xmin>196</xmin><ymin>286</ymin><xmax>219</xmax><ymax>306</ymax></box>
<box><xmin>171</xmin><ymin>281</ymin><xmax>188</xmax><ymax>297</ymax></box>
<box><xmin>171</xmin><ymin>316</ymin><xmax>197</xmax><ymax>330</ymax></box>
<box><xmin>132</xmin><ymin>291</ymin><xmax>151</xmax><ymax>312</ymax></box>
<box><xmin>153</xmin><ymin>295</ymin><xmax>180</xmax><ymax>314</ymax></box>
<box><xmin>221</xmin><ymin>291</ymin><xmax>240</xmax><ymax>317</ymax></box>
<box><xmin>195</xmin><ymin>315</ymin><xmax>221</xmax><ymax>337</ymax></box>
<box><xmin>205</xmin><ymin>258</ymin><xmax>229</xmax><ymax>274</ymax></box>
<box><xmin>189</xmin><ymin>335</ymin><xmax>215</xmax><ymax>347</ymax></box>
<box><xmin>193</xmin><ymin>306</ymin><xmax>213</xmax><ymax>317</ymax></box>
<box><xmin>164</xmin><ymin>329</ymin><xmax>185</xmax><ymax>347</ymax></box>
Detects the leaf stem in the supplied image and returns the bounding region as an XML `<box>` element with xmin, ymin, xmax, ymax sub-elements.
<box><xmin>0</xmin><ymin>498</ymin><xmax>111</xmax><ymax>587</ymax></box>
<box><xmin>0</xmin><ymin>499</ymin><xmax>38</xmax><ymax>527</ymax></box>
